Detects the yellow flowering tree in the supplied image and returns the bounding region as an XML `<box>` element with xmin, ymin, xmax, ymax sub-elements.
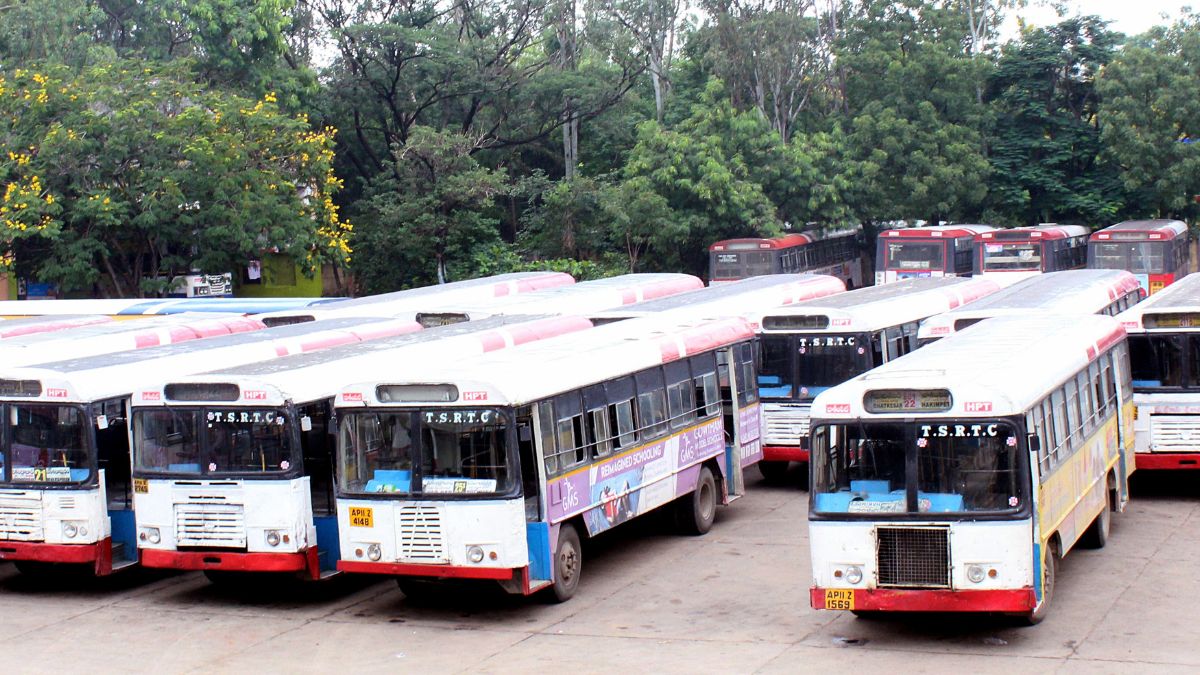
<box><xmin>0</xmin><ymin>61</ymin><xmax>351</xmax><ymax>296</ymax></box>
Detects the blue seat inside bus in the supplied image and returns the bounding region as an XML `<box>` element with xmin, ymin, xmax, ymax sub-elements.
<box><xmin>169</xmin><ymin>463</ymin><xmax>200</xmax><ymax>473</ymax></box>
<box><xmin>1132</xmin><ymin>380</ymin><xmax>1161</xmax><ymax>387</ymax></box>
<box><xmin>366</xmin><ymin>470</ymin><xmax>411</xmax><ymax>493</ymax></box>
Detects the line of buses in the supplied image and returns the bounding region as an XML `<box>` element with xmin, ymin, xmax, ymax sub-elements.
<box><xmin>0</xmin><ymin>265</ymin><xmax>1197</xmax><ymax>624</ymax></box>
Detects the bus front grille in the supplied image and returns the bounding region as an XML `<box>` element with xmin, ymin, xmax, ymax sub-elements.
<box><xmin>763</xmin><ymin>403</ymin><xmax>811</xmax><ymax>446</ymax></box>
<box><xmin>0</xmin><ymin>494</ymin><xmax>42</xmax><ymax>540</ymax></box>
<box><xmin>396</xmin><ymin>505</ymin><xmax>447</xmax><ymax>563</ymax></box>
<box><xmin>175</xmin><ymin>503</ymin><xmax>246</xmax><ymax>548</ymax></box>
<box><xmin>1150</xmin><ymin>415</ymin><xmax>1200</xmax><ymax>452</ymax></box>
<box><xmin>876</xmin><ymin>526</ymin><xmax>950</xmax><ymax>588</ymax></box>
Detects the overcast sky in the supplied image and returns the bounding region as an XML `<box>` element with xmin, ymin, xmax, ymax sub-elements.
<box><xmin>1003</xmin><ymin>1</ymin><xmax>1196</xmax><ymax>38</ymax></box>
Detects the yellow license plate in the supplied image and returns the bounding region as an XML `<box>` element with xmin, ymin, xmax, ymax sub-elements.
<box><xmin>133</xmin><ymin>478</ymin><xmax>148</xmax><ymax>494</ymax></box>
<box><xmin>348</xmin><ymin>506</ymin><xmax>374</xmax><ymax>527</ymax></box>
<box><xmin>824</xmin><ymin>588</ymin><xmax>855</xmax><ymax>610</ymax></box>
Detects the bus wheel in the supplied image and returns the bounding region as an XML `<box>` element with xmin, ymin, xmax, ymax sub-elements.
<box><xmin>549</xmin><ymin>523</ymin><xmax>582</xmax><ymax>603</ymax></box>
<box><xmin>757</xmin><ymin>460</ymin><xmax>790</xmax><ymax>484</ymax></box>
<box><xmin>1023</xmin><ymin>541</ymin><xmax>1058</xmax><ymax>625</ymax></box>
<box><xmin>13</xmin><ymin>561</ymin><xmax>56</xmax><ymax>578</ymax></box>
<box><xmin>677</xmin><ymin>465</ymin><xmax>717</xmax><ymax>536</ymax></box>
<box><xmin>396</xmin><ymin>579</ymin><xmax>439</xmax><ymax>602</ymax></box>
<box><xmin>1079</xmin><ymin>481</ymin><xmax>1112</xmax><ymax>549</ymax></box>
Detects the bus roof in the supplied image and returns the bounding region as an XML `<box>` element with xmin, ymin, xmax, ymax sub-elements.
<box><xmin>1089</xmin><ymin>219</ymin><xmax>1188</xmax><ymax>241</ymax></box>
<box><xmin>879</xmin><ymin>224</ymin><xmax>997</xmax><ymax>239</ymax></box>
<box><xmin>135</xmin><ymin>315</ymin><xmax>593</xmax><ymax>407</ymax></box>
<box><xmin>336</xmin><ymin>315</ymin><xmax>756</xmax><ymax>408</ymax></box>
<box><xmin>258</xmin><ymin>271</ymin><xmax>574</xmax><ymax>326</ymax></box>
<box><xmin>590</xmin><ymin>274</ymin><xmax>846</xmax><ymax>322</ymax></box>
<box><xmin>918</xmin><ymin>269</ymin><xmax>1142</xmax><ymax>340</ymax></box>
<box><xmin>709</xmin><ymin>234</ymin><xmax>813</xmax><ymax>251</ymax></box>
<box><xmin>977</xmin><ymin>224</ymin><xmax>1090</xmax><ymax>241</ymax></box>
<box><xmin>812</xmin><ymin>313</ymin><xmax>1125</xmax><ymax>419</ymax></box>
<box><xmin>0</xmin><ymin>316</ymin><xmax>424</xmax><ymax>403</ymax></box>
<box><xmin>0</xmin><ymin>296</ymin><xmax>340</xmax><ymax>317</ymax></box>
<box><xmin>1116</xmin><ymin>272</ymin><xmax>1200</xmax><ymax>332</ymax></box>
<box><xmin>750</xmin><ymin>276</ymin><xmax>1001</xmax><ymax>334</ymax></box>
<box><xmin>0</xmin><ymin>314</ymin><xmax>113</xmax><ymax>337</ymax></box>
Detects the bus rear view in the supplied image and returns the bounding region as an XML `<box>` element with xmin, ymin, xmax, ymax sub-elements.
<box><xmin>1088</xmin><ymin>219</ymin><xmax>1190</xmax><ymax>296</ymax></box>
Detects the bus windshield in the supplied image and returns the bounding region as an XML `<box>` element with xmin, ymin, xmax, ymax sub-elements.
<box><xmin>132</xmin><ymin>407</ymin><xmax>296</xmax><ymax>475</ymax></box>
<box><xmin>885</xmin><ymin>241</ymin><xmax>944</xmax><ymax>271</ymax></box>
<box><xmin>712</xmin><ymin>251</ymin><xmax>773</xmax><ymax>279</ymax></box>
<box><xmin>1128</xmin><ymin>334</ymin><xmax>1200</xmax><ymax>389</ymax></box>
<box><xmin>811</xmin><ymin>421</ymin><xmax>1024</xmax><ymax>515</ymax></box>
<box><xmin>338</xmin><ymin>408</ymin><xmax>514</xmax><ymax>497</ymax></box>
<box><xmin>1</xmin><ymin>404</ymin><xmax>90</xmax><ymax>484</ymax></box>
<box><xmin>759</xmin><ymin>334</ymin><xmax>871</xmax><ymax>400</ymax></box>
<box><xmin>982</xmin><ymin>242</ymin><xmax>1042</xmax><ymax>272</ymax></box>
<box><xmin>1091</xmin><ymin>241</ymin><xmax>1167</xmax><ymax>274</ymax></box>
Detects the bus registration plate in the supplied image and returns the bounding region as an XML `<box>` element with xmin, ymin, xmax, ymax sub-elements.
<box><xmin>824</xmin><ymin>589</ymin><xmax>854</xmax><ymax>610</ymax></box>
<box><xmin>349</xmin><ymin>506</ymin><xmax>374</xmax><ymax>528</ymax></box>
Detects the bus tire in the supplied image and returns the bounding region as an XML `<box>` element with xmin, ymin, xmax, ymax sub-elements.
<box><xmin>549</xmin><ymin>522</ymin><xmax>582</xmax><ymax>603</ymax></box>
<box><xmin>1023</xmin><ymin>540</ymin><xmax>1058</xmax><ymax>625</ymax></box>
<box><xmin>13</xmin><ymin>561</ymin><xmax>56</xmax><ymax>578</ymax></box>
<box><xmin>396</xmin><ymin>578</ymin><xmax>439</xmax><ymax>602</ymax></box>
<box><xmin>677</xmin><ymin>465</ymin><xmax>717</xmax><ymax>536</ymax></box>
<box><xmin>1079</xmin><ymin>479</ymin><xmax>1112</xmax><ymax>550</ymax></box>
<box><xmin>758</xmin><ymin>460</ymin><xmax>790</xmax><ymax>484</ymax></box>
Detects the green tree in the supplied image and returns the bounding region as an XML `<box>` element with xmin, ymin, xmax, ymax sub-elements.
<box><xmin>0</xmin><ymin>61</ymin><xmax>351</xmax><ymax>296</ymax></box>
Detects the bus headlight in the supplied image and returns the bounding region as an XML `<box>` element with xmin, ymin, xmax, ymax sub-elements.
<box><xmin>845</xmin><ymin>566</ymin><xmax>863</xmax><ymax>585</ymax></box>
<box><xmin>367</xmin><ymin>543</ymin><xmax>382</xmax><ymax>562</ymax></box>
<box><xmin>967</xmin><ymin>565</ymin><xmax>986</xmax><ymax>584</ymax></box>
<box><xmin>467</xmin><ymin>546</ymin><xmax>485</xmax><ymax>564</ymax></box>
<box><xmin>265</xmin><ymin>530</ymin><xmax>281</xmax><ymax>547</ymax></box>
<box><xmin>138</xmin><ymin>527</ymin><xmax>161</xmax><ymax>545</ymax></box>
<box><xmin>62</xmin><ymin>522</ymin><xmax>78</xmax><ymax>538</ymax></box>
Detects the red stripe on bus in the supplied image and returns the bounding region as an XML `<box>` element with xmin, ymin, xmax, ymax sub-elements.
<box><xmin>167</xmin><ymin>326</ymin><xmax>196</xmax><ymax>343</ymax></box>
<box><xmin>657</xmin><ymin>319</ymin><xmax>755</xmax><ymax>363</ymax></box>
<box><xmin>338</xmin><ymin>559</ymin><xmax>514</xmax><ymax>579</ymax></box>
<box><xmin>1135</xmin><ymin>453</ymin><xmax>1200</xmax><ymax>470</ymax></box>
<box><xmin>510</xmin><ymin>272</ymin><xmax>575</xmax><ymax>294</ymax></box>
<box><xmin>349</xmin><ymin>321</ymin><xmax>424</xmax><ymax>341</ymax></box>
<box><xmin>135</xmin><ymin>332</ymin><xmax>163</xmax><ymax>348</ymax></box>
<box><xmin>810</xmin><ymin>587</ymin><xmax>1036</xmax><ymax>612</ymax></box>
<box><xmin>275</xmin><ymin>345</ymin><xmax>290</xmax><ymax>357</ymax></box>
<box><xmin>0</xmin><ymin>540</ymin><xmax>100</xmax><ymax>564</ymax></box>
<box><xmin>763</xmin><ymin>446</ymin><xmax>809</xmax><ymax>462</ymax></box>
<box><xmin>141</xmin><ymin>548</ymin><xmax>310</xmax><ymax>573</ymax></box>
<box><xmin>505</xmin><ymin>317</ymin><xmax>592</xmax><ymax>346</ymax></box>
<box><xmin>1087</xmin><ymin>326</ymin><xmax>1126</xmax><ymax>360</ymax></box>
<box><xmin>479</xmin><ymin>332</ymin><xmax>508</xmax><ymax>352</ymax></box>
<box><xmin>638</xmin><ymin>277</ymin><xmax>704</xmax><ymax>301</ymax></box>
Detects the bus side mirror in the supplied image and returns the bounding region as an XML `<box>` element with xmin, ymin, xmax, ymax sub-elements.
<box><xmin>1027</xmin><ymin>434</ymin><xmax>1040</xmax><ymax>454</ymax></box>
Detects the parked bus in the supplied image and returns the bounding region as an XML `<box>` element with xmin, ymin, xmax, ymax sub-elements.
<box><xmin>258</xmin><ymin>271</ymin><xmax>578</xmax><ymax>326</ymax></box>
<box><xmin>874</xmin><ymin>224</ymin><xmax>996</xmax><ymax>285</ymax></box>
<box><xmin>333</xmin><ymin>315</ymin><xmax>762</xmax><ymax>602</ymax></box>
<box><xmin>0</xmin><ymin>296</ymin><xmax>341</xmax><ymax>319</ymax></box>
<box><xmin>807</xmin><ymin>314</ymin><xmax>1133</xmax><ymax>623</ymax></box>
<box><xmin>129</xmin><ymin>315</ymin><xmax>593</xmax><ymax>582</ymax></box>
<box><xmin>0</xmin><ymin>316</ymin><xmax>426</xmax><ymax>576</ymax></box>
<box><xmin>747</xmin><ymin>277</ymin><xmax>1002</xmax><ymax>482</ymax></box>
<box><xmin>590</xmin><ymin>274</ymin><xmax>846</xmax><ymax>325</ymax></box>
<box><xmin>1116</xmin><ymin>273</ymin><xmax>1200</xmax><ymax>470</ymax></box>
<box><xmin>975</xmin><ymin>224</ymin><xmax>1090</xmax><ymax>281</ymax></box>
<box><xmin>708</xmin><ymin>230</ymin><xmax>863</xmax><ymax>288</ymax></box>
<box><xmin>917</xmin><ymin>269</ymin><xmax>1143</xmax><ymax>344</ymax></box>
<box><xmin>1088</xmin><ymin>219</ymin><xmax>1190</xmax><ymax>296</ymax></box>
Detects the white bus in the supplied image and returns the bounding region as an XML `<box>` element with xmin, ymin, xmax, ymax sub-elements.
<box><xmin>589</xmin><ymin>273</ymin><xmax>846</xmax><ymax>324</ymax></box>
<box><xmin>747</xmin><ymin>277</ymin><xmax>1003</xmax><ymax>482</ymax></box>
<box><xmin>0</xmin><ymin>316</ymin><xmax>426</xmax><ymax>576</ymax></box>
<box><xmin>917</xmin><ymin>269</ymin><xmax>1144</xmax><ymax>344</ymax></box>
<box><xmin>808</xmin><ymin>314</ymin><xmax>1133</xmax><ymax>623</ymax></box>
<box><xmin>0</xmin><ymin>297</ymin><xmax>342</xmax><ymax>319</ymax></box>
<box><xmin>129</xmin><ymin>315</ymin><xmax>593</xmax><ymax>582</ymax></box>
<box><xmin>333</xmin><ymin>315</ymin><xmax>762</xmax><ymax>602</ymax></box>
<box><xmin>257</xmin><ymin>271</ymin><xmax>579</xmax><ymax>326</ymax></box>
<box><xmin>1117</xmin><ymin>273</ymin><xmax>1200</xmax><ymax>470</ymax></box>
<box><xmin>0</xmin><ymin>314</ymin><xmax>113</xmax><ymax>336</ymax></box>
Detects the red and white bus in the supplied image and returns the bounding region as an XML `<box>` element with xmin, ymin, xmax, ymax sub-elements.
<box><xmin>975</xmin><ymin>224</ymin><xmax>1090</xmax><ymax>282</ymax></box>
<box><xmin>709</xmin><ymin>230</ymin><xmax>863</xmax><ymax>288</ymax></box>
<box><xmin>874</xmin><ymin>225</ymin><xmax>996</xmax><ymax>285</ymax></box>
<box><xmin>1088</xmin><ymin>219</ymin><xmax>1190</xmax><ymax>296</ymax></box>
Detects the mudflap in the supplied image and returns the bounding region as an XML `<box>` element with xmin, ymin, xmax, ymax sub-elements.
<box><xmin>313</xmin><ymin>515</ymin><xmax>341</xmax><ymax>574</ymax></box>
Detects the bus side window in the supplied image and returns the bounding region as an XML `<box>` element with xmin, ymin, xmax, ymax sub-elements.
<box><xmin>1090</xmin><ymin>361</ymin><xmax>1105</xmax><ymax>417</ymax></box>
<box><xmin>553</xmin><ymin>393</ymin><xmax>586</xmax><ymax>470</ymax></box>
<box><xmin>516</xmin><ymin>411</ymin><xmax>541</xmax><ymax>520</ymax></box>
<box><xmin>736</xmin><ymin>342</ymin><xmax>758</xmax><ymax>406</ymax></box>
<box><xmin>665</xmin><ymin>360</ymin><xmax>694</xmax><ymax>428</ymax></box>
<box><xmin>635</xmin><ymin>368</ymin><xmax>669</xmax><ymax>438</ymax></box>
<box><xmin>689</xmin><ymin>352</ymin><xmax>720</xmax><ymax>417</ymax></box>
<box><xmin>538</xmin><ymin>401</ymin><xmax>558</xmax><ymax>475</ymax></box>
<box><xmin>1064</xmin><ymin>378</ymin><xmax>1081</xmax><ymax>446</ymax></box>
<box><xmin>1050</xmin><ymin>390</ymin><xmax>1067</xmax><ymax>466</ymax></box>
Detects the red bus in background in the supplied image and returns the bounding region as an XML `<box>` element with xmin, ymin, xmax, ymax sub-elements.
<box><xmin>1088</xmin><ymin>219</ymin><xmax>1191</xmax><ymax>296</ymax></box>
<box><xmin>709</xmin><ymin>230</ymin><xmax>863</xmax><ymax>288</ymax></box>
<box><xmin>874</xmin><ymin>224</ymin><xmax>996</xmax><ymax>285</ymax></box>
<box><xmin>974</xmin><ymin>224</ymin><xmax>1090</xmax><ymax>282</ymax></box>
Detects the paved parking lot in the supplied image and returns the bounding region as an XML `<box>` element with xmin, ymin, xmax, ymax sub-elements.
<box><xmin>2</xmin><ymin>469</ymin><xmax>1197</xmax><ymax>673</ymax></box>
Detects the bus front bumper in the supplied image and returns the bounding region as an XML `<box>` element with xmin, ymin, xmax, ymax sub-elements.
<box><xmin>810</xmin><ymin>587</ymin><xmax>1036</xmax><ymax>613</ymax></box>
<box><xmin>338</xmin><ymin>559</ymin><xmax>517</xmax><ymax>580</ymax></box>
<box><xmin>1135</xmin><ymin>452</ymin><xmax>1200</xmax><ymax>470</ymax></box>
<box><xmin>0</xmin><ymin>538</ymin><xmax>114</xmax><ymax>575</ymax></box>
<box><xmin>140</xmin><ymin>547</ymin><xmax>320</xmax><ymax>579</ymax></box>
<box><xmin>762</xmin><ymin>445</ymin><xmax>809</xmax><ymax>462</ymax></box>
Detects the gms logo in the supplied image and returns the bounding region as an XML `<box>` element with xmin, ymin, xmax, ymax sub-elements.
<box><xmin>243</xmin><ymin>390</ymin><xmax>267</xmax><ymax>401</ymax></box>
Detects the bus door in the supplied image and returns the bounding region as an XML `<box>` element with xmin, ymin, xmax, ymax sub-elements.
<box><xmin>879</xmin><ymin>323</ymin><xmax>919</xmax><ymax>363</ymax></box>
<box><xmin>717</xmin><ymin>343</ymin><xmax>751</xmax><ymax>498</ymax></box>
<box><xmin>1109</xmin><ymin>355</ymin><xmax>1132</xmax><ymax>510</ymax></box>
<box><xmin>95</xmin><ymin>397</ymin><xmax>137</xmax><ymax>567</ymax></box>
<box><xmin>299</xmin><ymin>400</ymin><xmax>338</xmax><ymax>574</ymax></box>
<box><xmin>521</xmin><ymin>407</ymin><xmax>553</xmax><ymax>589</ymax></box>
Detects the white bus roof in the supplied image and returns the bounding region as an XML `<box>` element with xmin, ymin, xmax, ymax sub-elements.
<box><xmin>257</xmin><ymin>271</ymin><xmax>574</xmax><ymax>325</ymax></box>
<box><xmin>132</xmin><ymin>314</ymin><xmax>593</xmax><ymax>408</ymax></box>
<box><xmin>918</xmin><ymin>269</ymin><xmax>1142</xmax><ymax>340</ymax></box>
<box><xmin>0</xmin><ymin>313</ymin><xmax>266</xmax><ymax>369</ymax></box>
<box><xmin>750</xmin><ymin>276</ymin><xmax>1001</xmax><ymax>334</ymax></box>
<box><xmin>878</xmin><ymin>224</ymin><xmax>997</xmax><ymax>238</ymax></box>
<box><xmin>0</xmin><ymin>296</ymin><xmax>341</xmax><ymax>317</ymax></box>
<box><xmin>337</xmin><ymin>315</ymin><xmax>756</xmax><ymax>408</ymax></box>
<box><xmin>1116</xmin><ymin>272</ymin><xmax>1200</xmax><ymax>332</ymax></box>
<box><xmin>0</xmin><ymin>316</ymin><xmax>424</xmax><ymax>404</ymax></box>
<box><xmin>0</xmin><ymin>314</ymin><xmax>113</xmax><ymax>337</ymax></box>
<box><xmin>1090</xmin><ymin>219</ymin><xmax>1188</xmax><ymax>240</ymax></box>
<box><xmin>591</xmin><ymin>274</ymin><xmax>846</xmax><ymax>322</ymax></box>
<box><xmin>812</xmin><ymin>313</ymin><xmax>1125</xmax><ymax>420</ymax></box>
